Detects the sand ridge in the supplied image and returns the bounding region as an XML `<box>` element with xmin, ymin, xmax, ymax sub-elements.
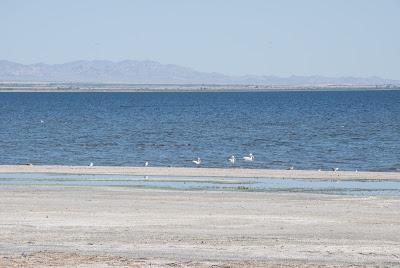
<box><xmin>0</xmin><ymin>165</ymin><xmax>399</xmax><ymax>181</ymax></box>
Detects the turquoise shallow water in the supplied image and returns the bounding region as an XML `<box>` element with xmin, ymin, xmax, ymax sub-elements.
<box><xmin>0</xmin><ymin>91</ymin><xmax>399</xmax><ymax>171</ymax></box>
<box><xmin>1</xmin><ymin>173</ymin><xmax>400</xmax><ymax>197</ymax></box>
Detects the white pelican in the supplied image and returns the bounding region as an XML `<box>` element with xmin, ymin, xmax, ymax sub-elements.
<box><xmin>228</xmin><ymin>155</ymin><xmax>236</xmax><ymax>164</ymax></box>
<box><xmin>243</xmin><ymin>153</ymin><xmax>254</xmax><ymax>161</ymax></box>
<box><xmin>192</xmin><ymin>157</ymin><xmax>201</xmax><ymax>165</ymax></box>
<box><xmin>144</xmin><ymin>161</ymin><xmax>149</xmax><ymax>167</ymax></box>
<box><xmin>89</xmin><ymin>162</ymin><xmax>94</xmax><ymax>167</ymax></box>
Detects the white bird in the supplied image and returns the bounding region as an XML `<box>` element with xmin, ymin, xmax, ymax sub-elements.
<box><xmin>144</xmin><ymin>161</ymin><xmax>149</xmax><ymax>167</ymax></box>
<box><xmin>192</xmin><ymin>157</ymin><xmax>201</xmax><ymax>165</ymax></box>
<box><xmin>287</xmin><ymin>166</ymin><xmax>294</xmax><ymax>170</ymax></box>
<box><xmin>89</xmin><ymin>162</ymin><xmax>94</xmax><ymax>167</ymax></box>
<box><xmin>40</xmin><ymin>120</ymin><xmax>44</xmax><ymax>123</ymax></box>
<box><xmin>228</xmin><ymin>155</ymin><xmax>236</xmax><ymax>164</ymax></box>
<box><xmin>332</xmin><ymin>167</ymin><xmax>339</xmax><ymax>172</ymax></box>
<box><xmin>243</xmin><ymin>153</ymin><xmax>254</xmax><ymax>161</ymax></box>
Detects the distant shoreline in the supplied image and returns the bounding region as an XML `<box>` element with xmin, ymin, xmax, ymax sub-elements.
<box><xmin>0</xmin><ymin>81</ymin><xmax>399</xmax><ymax>92</ymax></box>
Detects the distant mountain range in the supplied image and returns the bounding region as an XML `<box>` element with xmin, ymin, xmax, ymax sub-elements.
<box><xmin>0</xmin><ymin>60</ymin><xmax>398</xmax><ymax>85</ymax></box>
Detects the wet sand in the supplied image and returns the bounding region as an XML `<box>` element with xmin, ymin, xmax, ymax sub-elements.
<box><xmin>0</xmin><ymin>165</ymin><xmax>399</xmax><ymax>181</ymax></box>
<box><xmin>0</xmin><ymin>185</ymin><xmax>400</xmax><ymax>267</ymax></box>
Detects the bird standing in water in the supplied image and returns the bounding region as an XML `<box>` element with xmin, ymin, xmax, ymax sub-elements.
<box><xmin>243</xmin><ymin>153</ymin><xmax>254</xmax><ymax>161</ymax></box>
<box><xmin>192</xmin><ymin>157</ymin><xmax>201</xmax><ymax>166</ymax></box>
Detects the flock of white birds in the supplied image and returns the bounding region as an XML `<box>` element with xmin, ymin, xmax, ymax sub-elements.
<box><xmin>86</xmin><ymin>153</ymin><xmax>343</xmax><ymax>172</ymax></box>
<box><xmin>192</xmin><ymin>153</ymin><xmax>254</xmax><ymax>166</ymax></box>
<box><xmin>86</xmin><ymin>153</ymin><xmax>256</xmax><ymax>168</ymax></box>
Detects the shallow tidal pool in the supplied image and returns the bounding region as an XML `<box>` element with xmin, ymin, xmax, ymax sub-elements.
<box><xmin>1</xmin><ymin>172</ymin><xmax>400</xmax><ymax>197</ymax></box>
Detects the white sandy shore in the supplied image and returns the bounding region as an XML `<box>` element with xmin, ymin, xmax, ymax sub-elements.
<box><xmin>1</xmin><ymin>165</ymin><xmax>400</xmax><ymax>267</ymax></box>
<box><xmin>0</xmin><ymin>186</ymin><xmax>399</xmax><ymax>267</ymax></box>
<box><xmin>0</xmin><ymin>165</ymin><xmax>399</xmax><ymax>181</ymax></box>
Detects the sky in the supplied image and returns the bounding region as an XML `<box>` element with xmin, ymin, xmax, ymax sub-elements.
<box><xmin>1</xmin><ymin>0</ymin><xmax>399</xmax><ymax>79</ymax></box>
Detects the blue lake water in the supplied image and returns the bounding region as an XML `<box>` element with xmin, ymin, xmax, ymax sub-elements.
<box><xmin>0</xmin><ymin>90</ymin><xmax>399</xmax><ymax>171</ymax></box>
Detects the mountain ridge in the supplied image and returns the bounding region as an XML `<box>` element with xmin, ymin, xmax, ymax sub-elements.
<box><xmin>0</xmin><ymin>60</ymin><xmax>398</xmax><ymax>85</ymax></box>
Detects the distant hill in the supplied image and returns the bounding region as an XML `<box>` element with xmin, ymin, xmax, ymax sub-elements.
<box><xmin>0</xmin><ymin>60</ymin><xmax>398</xmax><ymax>85</ymax></box>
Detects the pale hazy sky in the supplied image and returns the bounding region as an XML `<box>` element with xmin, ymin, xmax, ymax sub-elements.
<box><xmin>1</xmin><ymin>0</ymin><xmax>399</xmax><ymax>79</ymax></box>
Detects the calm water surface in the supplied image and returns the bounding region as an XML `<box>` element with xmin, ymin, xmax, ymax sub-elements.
<box><xmin>1</xmin><ymin>173</ymin><xmax>400</xmax><ymax>196</ymax></box>
<box><xmin>0</xmin><ymin>90</ymin><xmax>399</xmax><ymax>171</ymax></box>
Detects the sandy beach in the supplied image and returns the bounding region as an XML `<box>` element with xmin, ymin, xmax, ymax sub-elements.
<box><xmin>1</xmin><ymin>170</ymin><xmax>400</xmax><ymax>267</ymax></box>
<box><xmin>0</xmin><ymin>165</ymin><xmax>399</xmax><ymax>181</ymax></box>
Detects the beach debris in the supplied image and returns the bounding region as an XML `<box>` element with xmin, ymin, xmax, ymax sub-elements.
<box><xmin>237</xmin><ymin>186</ymin><xmax>250</xmax><ymax>190</ymax></box>
<box><xmin>192</xmin><ymin>157</ymin><xmax>201</xmax><ymax>166</ymax></box>
<box><xmin>243</xmin><ymin>153</ymin><xmax>254</xmax><ymax>161</ymax></box>
<box><xmin>228</xmin><ymin>155</ymin><xmax>235</xmax><ymax>164</ymax></box>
